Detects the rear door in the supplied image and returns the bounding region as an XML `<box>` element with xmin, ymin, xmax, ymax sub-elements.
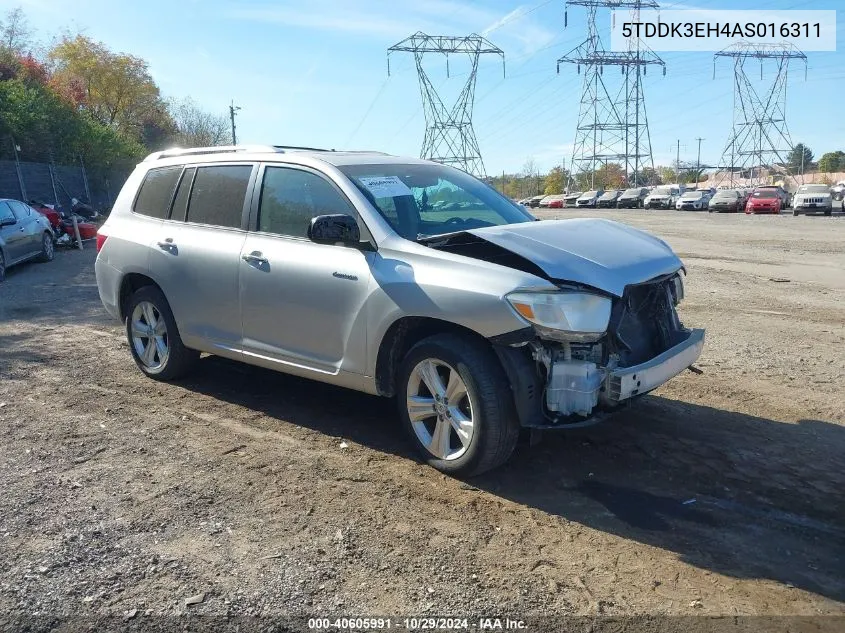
<box><xmin>151</xmin><ymin>163</ymin><xmax>256</xmax><ymax>355</ymax></box>
<box><xmin>0</xmin><ymin>201</ymin><xmax>29</xmax><ymax>262</ymax></box>
<box><xmin>239</xmin><ymin>164</ymin><xmax>374</xmax><ymax>376</ymax></box>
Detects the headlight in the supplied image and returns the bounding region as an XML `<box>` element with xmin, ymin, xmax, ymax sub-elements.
<box><xmin>671</xmin><ymin>273</ymin><xmax>685</xmax><ymax>306</ymax></box>
<box><xmin>506</xmin><ymin>291</ymin><xmax>612</xmax><ymax>342</ymax></box>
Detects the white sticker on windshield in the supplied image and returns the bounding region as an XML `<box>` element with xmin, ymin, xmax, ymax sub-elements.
<box><xmin>358</xmin><ymin>176</ymin><xmax>412</xmax><ymax>198</ymax></box>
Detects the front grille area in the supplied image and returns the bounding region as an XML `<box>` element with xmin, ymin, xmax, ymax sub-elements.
<box><xmin>609</xmin><ymin>276</ymin><xmax>686</xmax><ymax>367</ymax></box>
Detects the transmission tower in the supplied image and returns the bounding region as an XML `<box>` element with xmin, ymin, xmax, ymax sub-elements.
<box><xmin>713</xmin><ymin>42</ymin><xmax>807</xmax><ymax>188</ymax></box>
<box><xmin>388</xmin><ymin>33</ymin><xmax>504</xmax><ymax>178</ymax></box>
<box><xmin>558</xmin><ymin>1</ymin><xmax>665</xmax><ymax>189</ymax></box>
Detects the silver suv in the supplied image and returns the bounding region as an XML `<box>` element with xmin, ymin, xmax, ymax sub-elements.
<box><xmin>95</xmin><ymin>145</ymin><xmax>704</xmax><ymax>476</ymax></box>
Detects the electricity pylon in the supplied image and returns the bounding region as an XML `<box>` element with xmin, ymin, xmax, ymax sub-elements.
<box><xmin>713</xmin><ymin>42</ymin><xmax>807</xmax><ymax>187</ymax></box>
<box><xmin>558</xmin><ymin>1</ymin><xmax>664</xmax><ymax>189</ymax></box>
<box><xmin>388</xmin><ymin>32</ymin><xmax>505</xmax><ymax>178</ymax></box>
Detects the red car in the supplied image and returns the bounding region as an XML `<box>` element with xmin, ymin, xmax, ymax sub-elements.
<box><xmin>745</xmin><ymin>189</ymin><xmax>781</xmax><ymax>214</ymax></box>
<box><xmin>30</xmin><ymin>202</ymin><xmax>61</xmax><ymax>230</ymax></box>
<box><xmin>548</xmin><ymin>198</ymin><xmax>564</xmax><ymax>209</ymax></box>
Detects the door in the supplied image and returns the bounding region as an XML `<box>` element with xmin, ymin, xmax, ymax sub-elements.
<box><xmin>10</xmin><ymin>200</ymin><xmax>43</xmax><ymax>257</ymax></box>
<box><xmin>150</xmin><ymin>163</ymin><xmax>255</xmax><ymax>354</ymax></box>
<box><xmin>239</xmin><ymin>165</ymin><xmax>374</xmax><ymax>376</ymax></box>
<box><xmin>0</xmin><ymin>201</ymin><xmax>29</xmax><ymax>262</ymax></box>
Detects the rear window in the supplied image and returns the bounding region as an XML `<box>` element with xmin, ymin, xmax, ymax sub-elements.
<box><xmin>185</xmin><ymin>165</ymin><xmax>253</xmax><ymax>228</ymax></box>
<box><xmin>134</xmin><ymin>167</ymin><xmax>182</xmax><ymax>219</ymax></box>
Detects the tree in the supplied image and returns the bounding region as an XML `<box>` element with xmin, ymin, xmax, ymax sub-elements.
<box><xmin>521</xmin><ymin>157</ymin><xmax>541</xmax><ymax>195</ymax></box>
<box><xmin>595</xmin><ymin>163</ymin><xmax>626</xmax><ymax>189</ymax></box>
<box><xmin>788</xmin><ymin>143</ymin><xmax>813</xmax><ymax>172</ymax></box>
<box><xmin>0</xmin><ymin>8</ymin><xmax>32</xmax><ymax>55</ymax></box>
<box><xmin>657</xmin><ymin>165</ymin><xmax>677</xmax><ymax>184</ymax></box>
<box><xmin>48</xmin><ymin>34</ymin><xmax>167</xmax><ymax>141</ymax></box>
<box><xmin>817</xmin><ymin>151</ymin><xmax>845</xmax><ymax>174</ymax></box>
<box><xmin>168</xmin><ymin>97</ymin><xmax>229</xmax><ymax>148</ymax></box>
<box><xmin>544</xmin><ymin>166</ymin><xmax>565</xmax><ymax>195</ymax></box>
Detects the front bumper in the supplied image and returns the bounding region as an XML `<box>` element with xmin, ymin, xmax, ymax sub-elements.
<box><xmin>605</xmin><ymin>328</ymin><xmax>705</xmax><ymax>402</ymax></box>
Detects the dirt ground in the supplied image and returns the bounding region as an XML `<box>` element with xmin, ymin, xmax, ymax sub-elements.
<box><xmin>1</xmin><ymin>210</ymin><xmax>844</xmax><ymax>629</ymax></box>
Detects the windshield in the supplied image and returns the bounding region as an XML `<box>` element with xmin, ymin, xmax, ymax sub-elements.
<box><xmin>681</xmin><ymin>191</ymin><xmax>703</xmax><ymax>199</ymax></box>
<box><xmin>752</xmin><ymin>190</ymin><xmax>778</xmax><ymax>199</ymax></box>
<box><xmin>653</xmin><ymin>186</ymin><xmax>673</xmax><ymax>195</ymax></box>
<box><xmin>600</xmin><ymin>190</ymin><xmax>619</xmax><ymax>198</ymax></box>
<box><xmin>582</xmin><ymin>191</ymin><xmax>599</xmax><ymax>197</ymax></box>
<box><xmin>622</xmin><ymin>188</ymin><xmax>641</xmax><ymax>196</ymax></box>
<box><xmin>798</xmin><ymin>185</ymin><xmax>830</xmax><ymax>193</ymax></box>
<box><xmin>339</xmin><ymin>163</ymin><xmax>534</xmax><ymax>240</ymax></box>
<box><xmin>714</xmin><ymin>190</ymin><xmax>739</xmax><ymax>199</ymax></box>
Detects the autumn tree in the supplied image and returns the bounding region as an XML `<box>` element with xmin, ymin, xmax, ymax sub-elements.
<box><xmin>595</xmin><ymin>163</ymin><xmax>626</xmax><ymax>189</ymax></box>
<box><xmin>544</xmin><ymin>166</ymin><xmax>565</xmax><ymax>195</ymax></box>
<box><xmin>48</xmin><ymin>34</ymin><xmax>168</xmax><ymax>141</ymax></box>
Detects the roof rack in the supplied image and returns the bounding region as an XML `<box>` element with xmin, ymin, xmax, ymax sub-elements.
<box><xmin>273</xmin><ymin>145</ymin><xmax>336</xmax><ymax>152</ymax></box>
<box><xmin>143</xmin><ymin>145</ymin><xmax>284</xmax><ymax>162</ymax></box>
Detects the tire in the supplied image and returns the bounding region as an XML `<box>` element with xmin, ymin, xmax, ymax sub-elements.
<box><xmin>0</xmin><ymin>249</ymin><xmax>5</xmax><ymax>283</ymax></box>
<box><xmin>792</xmin><ymin>208</ymin><xmax>799</xmax><ymax>216</ymax></box>
<box><xmin>37</xmin><ymin>232</ymin><xmax>54</xmax><ymax>263</ymax></box>
<box><xmin>397</xmin><ymin>333</ymin><xmax>520</xmax><ymax>477</ymax></box>
<box><xmin>824</xmin><ymin>207</ymin><xmax>832</xmax><ymax>216</ymax></box>
<box><xmin>124</xmin><ymin>285</ymin><xmax>199</xmax><ymax>381</ymax></box>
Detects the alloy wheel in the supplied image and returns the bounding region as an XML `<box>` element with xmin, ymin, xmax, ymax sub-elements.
<box><xmin>130</xmin><ymin>300</ymin><xmax>169</xmax><ymax>371</ymax></box>
<box><xmin>406</xmin><ymin>358</ymin><xmax>474</xmax><ymax>461</ymax></box>
<box><xmin>43</xmin><ymin>234</ymin><xmax>54</xmax><ymax>260</ymax></box>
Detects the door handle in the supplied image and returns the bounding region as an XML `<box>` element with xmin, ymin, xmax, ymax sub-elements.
<box><xmin>157</xmin><ymin>238</ymin><xmax>175</xmax><ymax>250</ymax></box>
<box><xmin>242</xmin><ymin>252</ymin><xmax>268</xmax><ymax>265</ymax></box>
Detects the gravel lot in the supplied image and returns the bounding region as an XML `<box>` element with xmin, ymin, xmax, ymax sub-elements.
<box><xmin>1</xmin><ymin>210</ymin><xmax>843</xmax><ymax>629</ymax></box>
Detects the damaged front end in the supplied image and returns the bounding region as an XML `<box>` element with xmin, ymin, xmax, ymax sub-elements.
<box><xmin>493</xmin><ymin>272</ymin><xmax>704</xmax><ymax>429</ymax></box>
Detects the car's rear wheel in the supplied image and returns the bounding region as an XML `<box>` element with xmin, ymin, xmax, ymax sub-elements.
<box><xmin>37</xmin><ymin>232</ymin><xmax>54</xmax><ymax>263</ymax></box>
<box><xmin>397</xmin><ymin>333</ymin><xmax>520</xmax><ymax>477</ymax></box>
<box><xmin>0</xmin><ymin>250</ymin><xmax>5</xmax><ymax>283</ymax></box>
<box><xmin>125</xmin><ymin>285</ymin><xmax>198</xmax><ymax>381</ymax></box>
<box><xmin>792</xmin><ymin>208</ymin><xmax>799</xmax><ymax>216</ymax></box>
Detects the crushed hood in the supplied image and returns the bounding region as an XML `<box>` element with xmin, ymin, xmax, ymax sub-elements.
<box><xmin>467</xmin><ymin>218</ymin><xmax>683</xmax><ymax>297</ymax></box>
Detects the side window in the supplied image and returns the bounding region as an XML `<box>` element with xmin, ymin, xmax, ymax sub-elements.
<box><xmin>10</xmin><ymin>201</ymin><xmax>31</xmax><ymax>219</ymax></box>
<box><xmin>170</xmin><ymin>167</ymin><xmax>196</xmax><ymax>222</ymax></box>
<box><xmin>134</xmin><ymin>167</ymin><xmax>182</xmax><ymax>219</ymax></box>
<box><xmin>186</xmin><ymin>165</ymin><xmax>253</xmax><ymax>228</ymax></box>
<box><xmin>258</xmin><ymin>167</ymin><xmax>356</xmax><ymax>238</ymax></box>
<box><xmin>0</xmin><ymin>202</ymin><xmax>14</xmax><ymax>223</ymax></box>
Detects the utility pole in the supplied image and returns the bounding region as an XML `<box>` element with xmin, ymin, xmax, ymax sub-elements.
<box><xmin>676</xmin><ymin>139</ymin><xmax>681</xmax><ymax>181</ymax></box>
<box><xmin>229</xmin><ymin>101</ymin><xmax>241</xmax><ymax>145</ymax></box>
<box><xmin>695</xmin><ymin>137</ymin><xmax>704</xmax><ymax>185</ymax></box>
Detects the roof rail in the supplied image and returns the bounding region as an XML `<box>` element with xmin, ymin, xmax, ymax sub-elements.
<box><xmin>143</xmin><ymin>145</ymin><xmax>284</xmax><ymax>162</ymax></box>
<box><xmin>273</xmin><ymin>145</ymin><xmax>335</xmax><ymax>152</ymax></box>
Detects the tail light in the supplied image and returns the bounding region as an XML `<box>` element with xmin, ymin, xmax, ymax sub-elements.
<box><xmin>96</xmin><ymin>230</ymin><xmax>108</xmax><ymax>253</ymax></box>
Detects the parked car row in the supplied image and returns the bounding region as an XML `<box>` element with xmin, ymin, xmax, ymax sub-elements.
<box><xmin>517</xmin><ymin>182</ymin><xmax>843</xmax><ymax>216</ymax></box>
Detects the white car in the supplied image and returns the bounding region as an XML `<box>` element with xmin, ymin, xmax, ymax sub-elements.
<box><xmin>675</xmin><ymin>190</ymin><xmax>711</xmax><ymax>211</ymax></box>
<box><xmin>644</xmin><ymin>185</ymin><xmax>681</xmax><ymax>209</ymax></box>
<box><xmin>792</xmin><ymin>184</ymin><xmax>834</xmax><ymax>216</ymax></box>
<box><xmin>576</xmin><ymin>190</ymin><xmax>604</xmax><ymax>208</ymax></box>
<box><xmin>830</xmin><ymin>181</ymin><xmax>845</xmax><ymax>201</ymax></box>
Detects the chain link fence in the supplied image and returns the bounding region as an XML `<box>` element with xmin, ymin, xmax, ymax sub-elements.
<box><xmin>0</xmin><ymin>135</ymin><xmax>135</xmax><ymax>213</ymax></box>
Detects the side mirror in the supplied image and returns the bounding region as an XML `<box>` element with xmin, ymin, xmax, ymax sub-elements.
<box><xmin>308</xmin><ymin>214</ymin><xmax>362</xmax><ymax>247</ymax></box>
<box><xmin>0</xmin><ymin>217</ymin><xmax>15</xmax><ymax>227</ymax></box>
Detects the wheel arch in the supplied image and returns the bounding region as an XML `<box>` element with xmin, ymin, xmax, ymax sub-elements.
<box><xmin>374</xmin><ymin>316</ymin><xmax>496</xmax><ymax>398</ymax></box>
<box><xmin>118</xmin><ymin>272</ymin><xmax>164</xmax><ymax>321</ymax></box>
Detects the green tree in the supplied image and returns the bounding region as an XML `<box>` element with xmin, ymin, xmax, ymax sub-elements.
<box><xmin>595</xmin><ymin>163</ymin><xmax>626</xmax><ymax>189</ymax></box>
<box><xmin>788</xmin><ymin>143</ymin><xmax>813</xmax><ymax>172</ymax></box>
<box><xmin>817</xmin><ymin>151</ymin><xmax>845</xmax><ymax>174</ymax></box>
<box><xmin>658</xmin><ymin>165</ymin><xmax>677</xmax><ymax>184</ymax></box>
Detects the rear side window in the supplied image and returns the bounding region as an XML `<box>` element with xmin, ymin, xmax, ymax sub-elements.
<box><xmin>134</xmin><ymin>167</ymin><xmax>182</xmax><ymax>219</ymax></box>
<box><xmin>170</xmin><ymin>167</ymin><xmax>196</xmax><ymax>223</ymax></box>
<box><xmin>258</xmin><ymin>167</ymin><xmax>356</xmax><ymax>238</ymax></box>
<box><xmin>186</xmin><ymin>165</ymin><xmax>253</xmax><ymax>228</ymax></box>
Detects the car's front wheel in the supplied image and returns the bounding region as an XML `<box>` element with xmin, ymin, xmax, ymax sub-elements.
<box><xmin>0</xmin><ymin>249</ymin><xmax>5</xmax><ymax>283</ymax></box>
<box><xmin>125</xmin><ymin>285</ymin><xmax>199</xmax><ymax>381</ymax></box>
<box><xmin>397</xmin><ymin>333</ymin><xmax>520</xmax><ymax>477</ymax></box>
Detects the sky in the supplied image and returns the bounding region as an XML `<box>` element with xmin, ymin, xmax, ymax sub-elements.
<box><xmin>4</xmin><ymin>0</ymin><xmax>844</xmax><ymax>175</ymax></box>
